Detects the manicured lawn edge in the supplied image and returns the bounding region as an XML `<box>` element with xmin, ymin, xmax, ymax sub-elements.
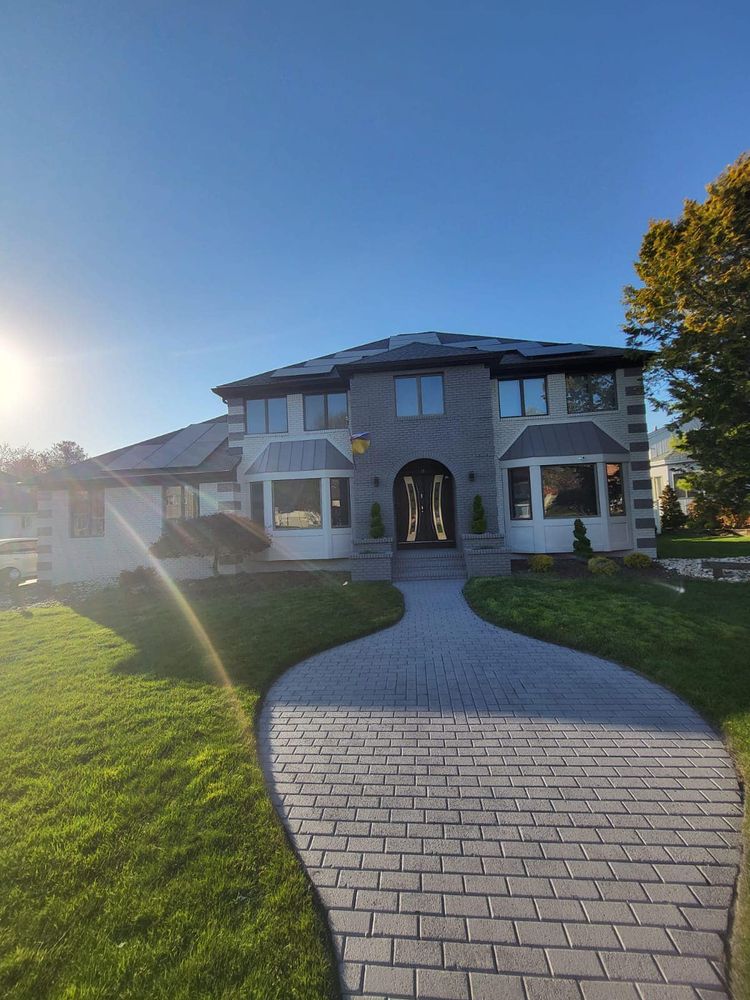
<box><xmin>463</xmin><ymin>573</ymin><xmax>750</xmax><ymax>998</ymax></box>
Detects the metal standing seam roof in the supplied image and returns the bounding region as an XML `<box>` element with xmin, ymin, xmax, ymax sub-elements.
<box><xmin>247</xmin><ymin>439</ymin><xmax>353</xmax><ymax>474</ymax></box>
<box><xmin>500</xmin><ymin>421</ymin><xmax>629</xmax><ymax>461</ymax></box>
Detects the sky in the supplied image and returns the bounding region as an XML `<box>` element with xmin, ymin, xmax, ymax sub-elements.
<box><xmin>0</xmin><ymin>1</ymin><xmax>748</xmax><ymax>455</ymax></box>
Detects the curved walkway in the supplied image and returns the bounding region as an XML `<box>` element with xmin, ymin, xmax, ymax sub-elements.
<box><xmin>259</xmin><ymin>581</ymin><xmax>741</xmax><ymax>1000</ymax></box>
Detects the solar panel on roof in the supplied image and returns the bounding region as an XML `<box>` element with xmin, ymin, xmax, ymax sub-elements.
<box><xmin>171</xmin><ymin>422</ymin><xmax>226</xmax><ymax>466</ymax></box>
<box><xmin>515</xmin><ymin>344</ymin><xmax>592</xmax><ymax>358</ymax></box>
<box><xmin>389</xmin><ymin>332</ymin><xmax>441</xmax><ymax>347</ymax></box>
<box><xmin>270</xmin><ymin>363</ymin><xmax>336</xmax><ymax>377</ymax></box>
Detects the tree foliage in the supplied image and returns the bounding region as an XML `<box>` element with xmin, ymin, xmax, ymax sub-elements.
<box><xmin>659</xmin><ymin>484</ymin><xmax>687</xmax><ymax>532</ymax></box>
<box><xmin>470</xmin><ymin>494</ymin><xmax>487</xmax><ymax>534</ymax></box>
<box><xmin>0</xmin><ymin>440</ymin><xmax>88</xmax><ymax>480</ymax></box>
<box><xmin>624</xmin><ymin>153</ymin><xmax>750</xmax><ymax>516</ymax></box>
<box><xmin>150</xmin><ymin>513</ymin><xmax>271</xmax><ymax>575</ymax></box>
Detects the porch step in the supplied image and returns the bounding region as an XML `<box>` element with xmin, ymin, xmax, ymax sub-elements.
<box><xmin>393</xmin><ymin>550</ymin><xmax>467</xmax><ymax>581</ymax></box>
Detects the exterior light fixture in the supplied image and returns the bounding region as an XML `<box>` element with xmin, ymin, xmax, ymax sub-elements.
<box><xmin>468</xmin><ymin>471</ymin><xmax>475</xmax><ymax>482</ymax></box>
<box><xmin>373</xmin><ymin>476</ymin><xmax>380</xmax><ymax>487</ymax></box>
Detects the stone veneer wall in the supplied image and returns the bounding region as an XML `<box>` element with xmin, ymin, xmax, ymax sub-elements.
<box><xmin>348</xmin><ymin>365</ymin><xmax>500</xmax><ymax>546</ymax></box>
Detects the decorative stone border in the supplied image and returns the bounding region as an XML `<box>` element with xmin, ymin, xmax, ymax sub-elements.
<box><xmin>659</xmin><ymin>556</ymin><xmax>750</xmax><ymax>583</ymax></box>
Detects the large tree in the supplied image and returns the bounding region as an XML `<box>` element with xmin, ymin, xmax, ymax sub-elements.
<box><xmin>0</xmin><ymin>440</ymin><xmax>88</xmax><ymax>480</ymax></box>
<box><xmin>624</xmin><ymin>152</ymin><xmax>750</xmax><ymax>516</ymax></box>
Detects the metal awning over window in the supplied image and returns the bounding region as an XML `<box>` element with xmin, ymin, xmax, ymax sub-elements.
<box><xmin>500</xmin><ymin>421</ymin><xmax>628</xmax><ymax>461</ymax></box>
<box><xmin>247</xmin><ymin>439</ymin><xmax>352</xmax><ymax>474</ymax></box>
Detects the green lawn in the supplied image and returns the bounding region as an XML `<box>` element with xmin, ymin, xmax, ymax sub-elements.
<box><xmin>0</xmin><ymin>574</ymin><xmax>403</xmax><ymax>1000</ymax></box>
<box><xmin>464</xmin><ymin>572</ymin><xmax>750</xmax><ymax>998</ymax></box>
<box><xmin>658</xmin><ymin>530</ymin><xmax>750</xmax><ymax>558</ymax></box>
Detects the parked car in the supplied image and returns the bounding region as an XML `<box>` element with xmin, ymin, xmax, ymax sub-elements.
<box><xmin>0</xmin><ymin>538</ymin><xmax>37</xmax><ymax>585</ymax></box>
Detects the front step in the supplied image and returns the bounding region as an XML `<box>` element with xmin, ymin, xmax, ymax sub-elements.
<box><xmin>393</xmin><ymin>550</ymin><xmax>467</xmax><ymax>581</ymax></box>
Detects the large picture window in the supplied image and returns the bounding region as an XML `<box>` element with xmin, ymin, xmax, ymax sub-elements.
<box><xmin>164</xmin><ymin>485</ymin><xmax>199</xmax><ymax>521</ymax></box>
<box><xmin>70</xmin><ymin>488</ymin><xmax>105</xmax><ymax>537</ymax></box>
<box><xmin>272</xmin><ymin>479</ymin><xmax>322</xmax><ymax>529</ymax></box>
<box><xmin>395</xmin><ymin>374</ymin><xmax>444</xmax><ymax>416</ymax></box>
<box><xmin>330</xmin><ymin>478</ymin><xmax>351</xmax><ymax>527</ymax></box>
<box><xmin>508</xmin><ymin>467</ymin><xmax>532</xmax><ymax>520</ymax></box>
<box><xmin>606</xmin><ymin>463</ymin><xmax>626</xmax><ymax>516</ymax></box>
<box><xmin>542</xmin><ymin>464</ymin><xmax>598</xmax><ymax>518</ymax></box>
<box><xmin>499</xmin><ymin>378</ymin><xmax>547</xmax><ymax>417</ymax></box>
<box><xmin>303</xmin><ymin>392</ymin><xmax>348</xmax><ymax>430</ymax></box>
<box><xmin>565</xmin><ymin>372</ymin><xmax>617</xmax><ymax>413</ymax></box>
<box><xmin>246</xmin><ymin>397</ymin><xmax>288</xmax><ymax>434</ymax></box>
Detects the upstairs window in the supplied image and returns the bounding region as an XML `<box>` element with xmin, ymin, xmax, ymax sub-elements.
<box><xmin>395</xmin><ymin>374</ymin><xmax>444</xmax><ymax>417</ymax></box>
<box><xmin>304</xmin><ymin>392</ymin><xmax>348</xmax><ymax>430</ymax></box>
<box><xmin>70</xmin><ymin>488</ymin><xmax>105</xmax><ymax>537</ymax></box>
<box><xmin>246</xmin><ymin>397</ymin><xmax>288</xmax><ymax>434</ymax></box>
<box><xmin>566</xmin><ymin>372</ymin><xmax>617</xmax><ymax>413</ymax></box>
<box><xmin>164</xmin><ymin>485</ymin><xmax>199</xmax><ymax>521</ymax></box>
<box><xmin>499</xmin><ymin>377</ymin><xmax>548</xmax><ymax>417</ymax></box>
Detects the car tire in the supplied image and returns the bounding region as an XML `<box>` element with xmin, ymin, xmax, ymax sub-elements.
<box><xmin>3</xmin><ymin>567</ymin><xmax>21</xmax><ymax>585</ymax></box>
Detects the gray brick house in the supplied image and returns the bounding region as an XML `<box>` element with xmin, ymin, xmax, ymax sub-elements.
<box><xmin>37</xmin><ymin>331</ymin><xmax>655</xmax><ymax>586</ymax></box>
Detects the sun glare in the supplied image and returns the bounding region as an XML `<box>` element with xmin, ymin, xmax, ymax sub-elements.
<box><xmin>0</xmin><ymin>342</ymin><xmax>31</xmax><ymax>409</ymax></box>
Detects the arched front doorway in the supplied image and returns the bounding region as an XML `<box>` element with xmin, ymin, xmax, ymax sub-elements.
<box><xmin>394</xmin><ymin>459</ymin><xmax>455</xmax><ymax>549</ymax></box>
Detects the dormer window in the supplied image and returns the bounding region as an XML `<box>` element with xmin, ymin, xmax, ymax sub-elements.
<box><xmin>246</xmin><ymin>397</ymin><xmax>288</xmax><ymax>434</ymax></box>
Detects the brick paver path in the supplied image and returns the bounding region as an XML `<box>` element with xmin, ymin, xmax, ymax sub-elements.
<box><xmin>259</xmin><ymin>581</ymin><xmax>741</xmax><ymax>1000</ymax></box>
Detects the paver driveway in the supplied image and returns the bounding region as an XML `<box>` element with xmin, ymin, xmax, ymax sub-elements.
<box><xmin>259</xmin><ymin>580</ymin><xmax>741</xmax><ymax>1000</ymax></box>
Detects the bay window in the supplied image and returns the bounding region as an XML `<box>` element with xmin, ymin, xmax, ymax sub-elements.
<box><xmin>606</xmin><ymin>463</ymin><xmax>626</xmax><ymax>516</ymax></box>
<box><xmin>272</xmin><ymin>479</ymin><xmax>322</xmax><ymax>529</ymax></box>
<box><xmin>542</xmin><ymin>464</ymin><xmax>598</xmax><ymax>518</ymax></box>
<box><xmin>508</xmin><ymin>467</ymin><xmax>532</xmax><ymax>520</ymax></box>
<box><xmin>330</xmin><ymin>478</ymin><xmax>351</xmax><ymax>527</ymax></box>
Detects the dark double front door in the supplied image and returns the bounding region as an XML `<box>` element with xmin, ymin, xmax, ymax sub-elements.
<box><xmin>394</xmin><ymin>460</ymin><xmax>455</xmax><ymax>548</ymax></box>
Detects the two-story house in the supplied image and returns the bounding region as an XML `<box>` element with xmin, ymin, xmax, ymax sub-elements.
<box><xmin>36</xmin><ymin>332</ymin><xmax>655</xmax><ymax>586</ymax></box>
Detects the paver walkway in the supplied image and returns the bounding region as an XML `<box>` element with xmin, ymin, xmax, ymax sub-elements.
<box><xmin>259</xmin><ymin>580</ymin><xmax>741</xmax><ymax>1000</ymax></box>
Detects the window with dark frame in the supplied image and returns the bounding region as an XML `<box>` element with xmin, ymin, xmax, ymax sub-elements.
<box><xmin>498</xmin><ymin>378</ymin><xmax>548</xmax><ymax>417</ymax></box>
<box><xmin>249</xmin><ymin>482</ymin><xmax>265</xmax><ymax>526</ymax></box>
<box><xmin>163</xmin><ymin>484</ymin><xmax>199</xmax><ymax>522</ymax></box>
<box><xmin>542</xmin><ymin>464</ymin><xmax>598</xmax><ymax>518</ymax></box>
<box><xmin>606</xmin><ymin>463</ymin><xmax>626</xmax><ymax>516</ymax></box>
<box><xmin>272</xmin><ymin>479</ymin><xmax>322</xmax><ymax>529</ymax></box>
<box><xmin>565</xmin><ymin>372</ymin><xmax>617</xmax><ymax>413</ymax></box>
<box><xmin>70</xmin><ymin>487</ymin><xmax>105</xmax><ymax>537</ymax></box>
<box><xmin>394</xmin><ymin>374</ymin><xmax>444</xmax><ymax>416</ymax></box>
<box><xmin>303</xmin><ymin>392</ymin><xmax>349</xmax><ymax>430</ymax></box>
<box><xmin>508</xmin><ymin>467</ymin><xmax>532</xmax><ymax>519</ymax></box>
<box><xmin>246</xmin><ymin>396</ymin><xmax>288</xmax><ymax>434</ymax></box>
<box><xmin>330</xmin><ymin>477</ymin><xmax>351</xmax><ymax>527</ymax></box>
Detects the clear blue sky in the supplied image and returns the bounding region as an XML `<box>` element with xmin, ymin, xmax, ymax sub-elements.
<box><xmin>1</xmin><ymin>1</ymin><xmax>748</xmax><ymax>455</ymax></box>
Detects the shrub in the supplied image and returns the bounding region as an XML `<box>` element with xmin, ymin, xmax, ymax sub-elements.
<box><xmin>369</xmin><ymin>502</ymin><xmax>385</xmax><ymax>539</ymax></box>
<box><xmin>528</xmin><ymin>554</ymin><xmax>554</xmax><ymax>573</ymax></box>
<box><xmin>470</xmin><ymin>495</ymin><xmax>487</xmax><ymax>534</ymax></box>
<box><xmin>659</xmin><ymin>484</ymin><xmax>687</xmax><ymax>531</ymax></box>
<box><xmin>588</xmin><ymin>556</ymin><xmax>619</xmax><ymax>576</ymax></box>
<box><xmin>150</xmin><ymin>513</ymin><xmax>271</xmax><ymax>575</ymax></box>
<box><xmin>572</xmin><ymin>518</ymin><xmax>593</xmax><ymax>558</ymax></box>
<box><xmin>119</xmin><ymin>566</ymin><xmax>158</xmax><ymax>591</ymax></box>
<box><xmin>623</xmin><ymin>552</ymin><xmax>653</xmax><ymax>569</ymax></box>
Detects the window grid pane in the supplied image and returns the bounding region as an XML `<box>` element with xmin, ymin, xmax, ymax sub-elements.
<box><xmin>508</xmin><ymin>467</ymin><xmax>532</xmax><ymax>519</ymax></box>
<box><xmin>247</xmin><ymin>399</ymin><xmax>266</xmax><ymax>433</ymax></box>
<box><xmin>330</xmin><ymin>477</ymin><xmax>351</xmax><ymax>527</ymax></box>
<box><xmin>267</xmin><ymin>397</ymin><xmax>288</xmax><ymax>433</ymax></box>
<box><xmin>419</xmin><ymin>375</ymin><xmax>444</xmax><ymax>415</ymax></box>
<box><xmin>606</xmin><ymin>463</ymin><xmax>626</xmax><ymax>516</ymax></box>
<box><xmin>326</xmin><ymin>392</ymin><xmax>349</xmax><ymax>428</ymax></box>
<box><xmin>522</xmin><ymin>378</ymin><xmax>547</xmax><ymax>415</ymax></box>
<box><xmin>304</xmin><ymin>394</ymin><xmax>326</xmax><ymax>431</ymax></box>
<box><xmin>395</xmin><ymin>377</ymin><xmax>419</xmax><ymax>416</ymax></box>
<box><xmin>499</xmin><ymin>380</ymin><xmax>522</xmax><ymax>417</ymax></box>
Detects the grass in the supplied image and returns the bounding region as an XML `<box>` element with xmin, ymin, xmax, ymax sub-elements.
<box><xmin>0</xmin><ymin>573</ymin><xmax>403</xmax><ymax>1000</ymax></box>
<box><xmin>464</xmin><ymin>571</ymin><xmax>750</xmax><ymax>998</ymax></box>
<box><xmin>658</xmin><ymin>530</ymin><xmax>750</xmax><ymax>558</ymax></box>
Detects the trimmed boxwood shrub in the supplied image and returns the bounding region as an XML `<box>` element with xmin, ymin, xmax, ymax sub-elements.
<box><xmin>588</xmin><ymin>556</ymin><xmax>619</xmax><ymax>576</ymax></box>
<box><xmin>528</xmin><ymin>554</ymin><xmax>554</xmax><ymax>573</ymax></box>
<box><xmin>573</xmin><ymin>518</ymin><xmax>593</xmax><ymax>558</ymax></box>
<box><xmin>623</xmin><ymin>552</ymin><xmax>653</xmax><ymax>569</ymax></box>
<box><xmin>369</xmin><ymin>502</ymin><xmax>385</xmax><ymax>539</ymax></box>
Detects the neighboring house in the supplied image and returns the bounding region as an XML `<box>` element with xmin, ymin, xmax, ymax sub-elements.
<box><xmin>36</xmin><ymin>331</ymin><xmax>655</xmax><ymax>586</ymax></box>
<box><xmin>0</xmin><ymin>471</ymin><xmax>36</xmax><ymax>539</ymax></box>
<box><xmin>648</xmin><ymin>421</ymin><xmax>700</xmax><ymax>529</ymax></box>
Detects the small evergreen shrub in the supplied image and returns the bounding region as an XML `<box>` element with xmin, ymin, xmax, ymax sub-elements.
<box><xmin>119</xmin><ymin>566</ymin><xmax>158</xmax><ymax>591</ymax></box>
<box><xmin>369</xmin><ymin>502</ymin><xmax>385</xmax><ymax>539</ymax></box>
<box><xmin>659</xmin><ymin>484</ymin><xmax>687</xmax><ymax>531</ymax></box>
<box><xmin>588</xmin><ymin>556</ymin><xmax>619</xmax><ymax>576</ymax></box>
<box><xmin>623</xmin><ymin>552</ymin><xmax>653</xmax><ymax>569</ymax></box>
<box><xmin>528</xmin><ymin>554</ymin><xmax>554</xmax><ymax>573</ymax></box>
<box><xmin>470</xmin><ymin>495</ymin><xmax>487</xmax><ymax>534</ymax></box>
<box><xmin>572</xmin><ymin>518</ymin><xmax>593</xmax><ymax>558</ymax></box>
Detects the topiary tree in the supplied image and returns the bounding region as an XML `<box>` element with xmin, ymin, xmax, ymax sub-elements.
<box><xmin>572</xmin><ymin>518</ymin><xmax>593</xmax><ymax>558</ymax></box>
<box><xmin>470</xmin><ymin>494</ymin><xmax>487</xmax><ymax>534</ymax></box>
<box><xmin>659</xmin><ymin>484</ymin><xmax>687</xmax><ymax>532</ymax></box>
<box><xmin>369</xmin><ymin>502</ymin><xmax>385</xmax><ymax>539</ymax></box>
<box><xmin>150</xmin><ymin>513</ymin><xmax>271</xmax><ymax>575</ymax></box>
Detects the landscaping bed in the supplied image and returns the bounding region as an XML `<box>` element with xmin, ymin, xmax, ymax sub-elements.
<box><xmin>0</xmin><ymin>574</ymin><xmax>403</xmax><ymax>1000</ymax></box>
<box><xmin>465</xmin><ymin>572</ymin><xmax>750</xmax><ymax>998</ymax></box>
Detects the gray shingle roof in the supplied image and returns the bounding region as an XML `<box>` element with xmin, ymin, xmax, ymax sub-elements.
<box><xmin>247</xmin><ymin>439</ymin><xmax>352</xmax><ymax>474</ymax></box>
<box><xmin>500</xmin><ymin>421</ymin><xmax>628</xmax><ymax>461</ymax></box>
